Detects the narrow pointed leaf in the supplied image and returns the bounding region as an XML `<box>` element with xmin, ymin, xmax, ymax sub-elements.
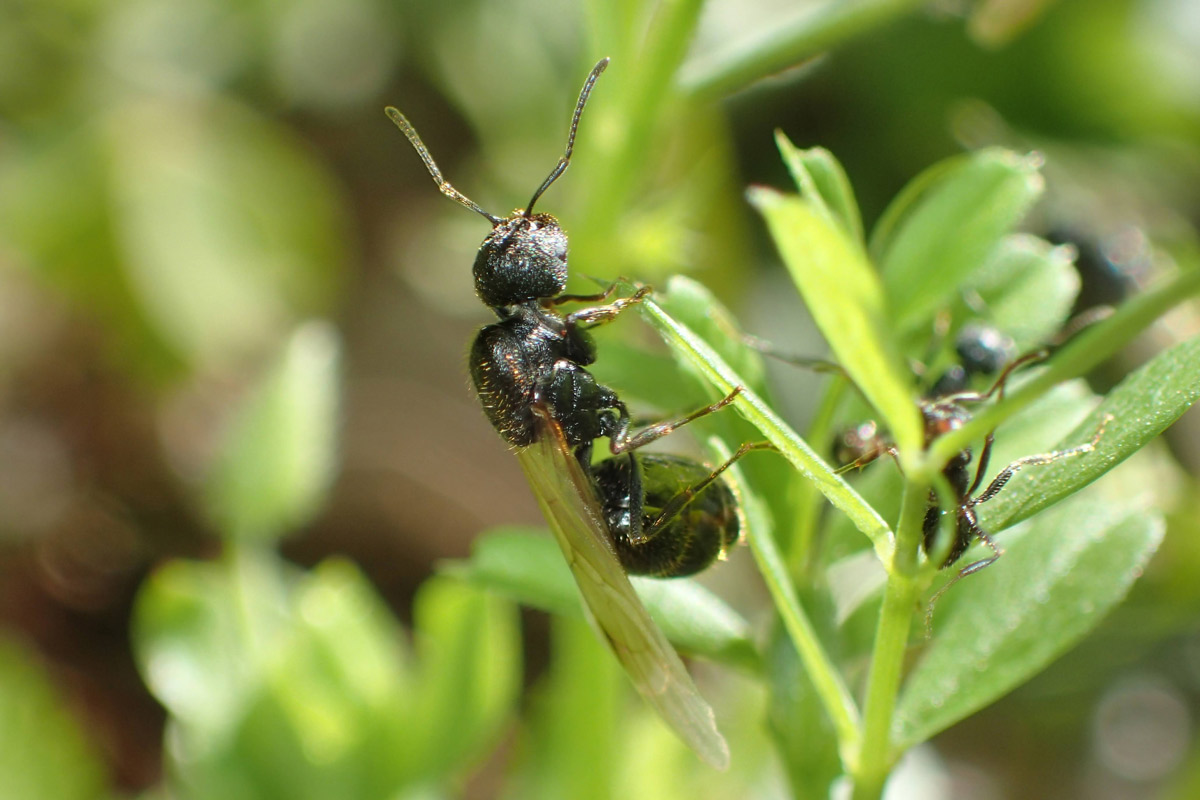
<box><xmin>985</xmin><ymin>333</ymin><xmax>1200</xmax><ymax>531</ymax></box>
<box><xmin>637</xmin><ymin>281</ymin><xmax>892</xmax><ymax>554</ymax></box>
<box><xmin>874</xmin><ymin>148</ymin><xmax>1044</xmax><ymax>332</ymax></box>
<box><xmin>206</xmin><ymin>322</ymin><xmax>341</xmax><ymax>543</ymax></box>
<box><xmin>748</xmin><ymin>187</ymin><xmax>922</xmax><ymax>455</ymax></box>
<box><xmin>775</xmin><ymin>131</ymin><xmax>863</xmax><ymax>243</ymax></box>
<box><xmin>894</xmin><ymin>493</ymin><xmax>1164</xmax><ymax>747</ymax></box>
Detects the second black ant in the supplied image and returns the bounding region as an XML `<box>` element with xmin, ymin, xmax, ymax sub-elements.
<box><xmin>748</xmin><ymin>320</ymin><xmax>1109</xmax><ymax>605</ymax></box>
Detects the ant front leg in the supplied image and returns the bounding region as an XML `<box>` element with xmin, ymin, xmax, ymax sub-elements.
<box><xmin>968</xmin><ymin>413</ymin><xmax>1112</xmax><ymax>508</ymax></box>
<box><xmin>608</xmin><ymin>387</ymin><xmax>743</xmax><ymax>455</ymax></box>
<box><xmin>543</xmin><ymin>282</ymin><xmax>619</xmax><ymax>307</ymax></box>
<box><xmin>563</xmin><ymin>285</ymin><xmax>653</xmax><ymax>329</ymax></box>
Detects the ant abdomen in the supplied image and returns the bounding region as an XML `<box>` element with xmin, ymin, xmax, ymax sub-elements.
<box><xmin>594</xmin><ymin>454</ymin><xmax>741</xmax><ymax>578</ymax></box>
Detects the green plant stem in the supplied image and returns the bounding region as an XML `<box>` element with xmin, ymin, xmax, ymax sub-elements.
<box><xmin>852</xmin><ymin>479</ymin><xmax>928</xmax><ymax>799</ymax></box>
<box><xmin>640</xmin><ymin>296</ymin><xmax>893</xmax><ymax>553</ymax></box>
<box><xmin>928</xmin><ymin>265</ymin><xmax>1200</xmax><ymax>468</ymax></box>
<box><xmin>579</xmin><ymin>0</ymin><xmax>706</xmax><ymax>251</ymax></box>
<box><xmin>734</xmin><ymin>444</ymin><xmax>862</xmax><ymax>756</ymax></box>
<box><xmin>680</xmin><ymin>0</ymin><xmax>929</xmax><ymax>100</ymax></box>
<box><xmin>787</xmin><ymin>375</ymin><xmax>848</xmax><ymax>576</ymax></box>
<box><xmin>227</xmin><ymin>543</ymin><xmax>275</xmax><ymax>664</ymax></box>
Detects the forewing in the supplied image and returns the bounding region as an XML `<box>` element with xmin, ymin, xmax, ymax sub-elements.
<box><xmin>515</xmin><ymin>405</ymin><xmax>730</xmax><ymax>769</ymax></box>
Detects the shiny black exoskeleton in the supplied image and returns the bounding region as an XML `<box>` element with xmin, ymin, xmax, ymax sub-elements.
<box><xmin>842</xmin><ymin>353</ymin><xmax>1106</xmax><ymax>575</ymax></box>
<box><xmin>595</xmin><ymin>454</ymin><xmax>741</xmax><ymax>577</ymax></box>
<box><xmin>926</xmin><ymin>321</ymin><xmax>1015</xmax><ymax>397</ymax></box>
<box><xmin>388</xmin><ymin>58</ymin><xmax>748</xmax><ymax>576</ymax></box>
<box><xmin>915</xmin><ymin>395</ymin><xmax>998</xmax><ymax>568</ymax></box>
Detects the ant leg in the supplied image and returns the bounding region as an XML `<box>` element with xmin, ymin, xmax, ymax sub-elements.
<box><xmin>609</xmin><ymin>387</ymin><xmax>743</xmax><ymax>455</ymax></box>
<box><xmin>834</xmin><ymin>439</ymin><xmax>900</xmax><ymax>474</ymax></box>
<box><xmin>564</xmin><ymin>285</ymin><xmax>653</xmax><ymax>329</ymax></box>
<box><xmin>968</xmin><ymin>414</ymin><xmax>1111</xmax><ymax>508</ymax></box>
<box><xmin>741</xmin><ymin>334</ymin><xmax>844</xmax><ymax>375</ymax></box>
<box><xmin>646</xmin><ymin>441</ymin><xmax>775</xmax><ymax>531</ymax></box>
<box><xmin>966</xmin><ymin>430</ymin><xmax>996</xmax><ymax>496</ymax></box>
<box><xmin>947</xmin><ymin>348</ymin><xmax>1049</xmax><ymax>406</ymax></box>
<box><xmin>924</xmin><ymin>514</ymin><xmax>1003</xmax><ymax>637</ymax></box>
<box><xmin>620</xmin><ymin>452</ymin><xmax>651</xmax><ymax>545</ymax></box>
<box><xmin>544</xmin><ymin>282</ymin><xmax>619</xmax><ymax>307</ymax></box>
<box><xmin>1050</xmin><ymin>305</ymin><xmax>1114</xmax><ymax>347</ymax></box>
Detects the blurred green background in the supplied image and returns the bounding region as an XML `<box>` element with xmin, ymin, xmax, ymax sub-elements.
<box><xmin>3</xmin><ymin>0</ymin><xmax>1200</xmax><ymax>797</ymax></box>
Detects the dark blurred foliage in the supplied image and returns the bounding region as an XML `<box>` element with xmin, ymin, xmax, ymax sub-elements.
<box><xmin>2</xmin><ymin>0</ymin><xmax>1200</xmax><ymax>797</ymax></box>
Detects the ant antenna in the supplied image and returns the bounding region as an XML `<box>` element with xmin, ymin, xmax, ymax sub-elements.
<box><xmin>385</xmin><ymin>106</ymin><xmax>503</xmax><ymax>225</ymax></box>
<box><xmin>524</xmin><ymin>57</ymin><xmax>609</xmax><ymax>217</ymax></box>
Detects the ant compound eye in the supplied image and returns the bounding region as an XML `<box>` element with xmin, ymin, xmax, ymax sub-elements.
<box><xmin>473</xmin><ymin>214</ymin><xmax>569</xmax><ymax>307</ymax></box>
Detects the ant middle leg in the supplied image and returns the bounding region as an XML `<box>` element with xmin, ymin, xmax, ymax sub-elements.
<box><xmin>600</xmin><ymin>441</ymin><xmax>772</xmax><ymax>576</ymax></box>
<box><xmin>924</xmin><ymin>508</ymin><xmax>1003</xmax><ymax>636</ymax></box>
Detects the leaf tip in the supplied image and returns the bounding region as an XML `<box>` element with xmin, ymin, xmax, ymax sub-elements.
<box><xmin>745</xmin><ymin>184</ymin><xmax>783</xmax><ymax>210</ymax></box>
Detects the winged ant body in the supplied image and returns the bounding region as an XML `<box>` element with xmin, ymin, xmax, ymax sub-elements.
<box><xmin>388</xmin><ymin>58</ymin><xmax>752</xmax><ymax>578</ymax></box>
<box><xmin>387</xmin><ymin>58</ymin><xmax>757</xmax><ymax>765</ymax></box>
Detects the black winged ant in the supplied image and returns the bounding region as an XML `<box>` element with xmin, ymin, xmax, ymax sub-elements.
<box><xmin>387</xmin><ymin>58</ymin><xmax>756</xmax><ymax>578</ymax></box>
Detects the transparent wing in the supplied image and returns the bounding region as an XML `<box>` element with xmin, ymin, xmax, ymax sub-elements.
<box><xmin>515</xmin><ymin>404</ymin><xmax>730</xmax><ymax>770</ymax></box>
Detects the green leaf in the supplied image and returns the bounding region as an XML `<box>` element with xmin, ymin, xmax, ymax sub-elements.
<box><xmin>746</xmin><ymin>188</ymin><xmax>923</xmax><ymax>456</ymax></box>
<box><xmin>505</xmin><ymin>615</ymin><xmax>624</xmax><ymax>800</ymax></box>
<box><xmin>985</xmin><ymin>334</ymin><xmax>1200</xmax><ymax>531</ymax></box>
<box><xmin>448</xmin><ymin>527</ymin><xmax>761</xmax><ymax>672</ymax></box>
<box><xmin>650</xmin><ymin>276</ymin><xmax>768</xmax><ymax>394</ymax></box>
<box><xmin>636</xmin><ymin>279</ymin><xmax>892</xmax><ymax>554</ymax></box>
<box><xmin>894</xmin><ymin>492</ymin><xmax>1164</xmax><ymax>748</ymax></box>
<box><xmin>677</xmin><ymin>0</ymin><xmax>928</xmax><ymax>100</ymax></box>
<box><xmin>132</xmin><ymin>554</ymin><xmax>285</xmax><ymax>738</ymax></box>
<box><xmin>408</xmin><ymin>576</ymin><xmax>521</xmax><ymax>781</ymax></box>
<box><xmin>775</xmin><ymin>131</ymin><xmax>863</xmax><ymax>244</ymax></box>
<box><xmin>765</xmin><ymin>625</ymin><xmax>841</xmax><ymax>800</ymax></box>
<box><xmin>711</xmin><ymin>438</ymin><xmax>861</xmax><ymax>756</ymax></box>
<box><xmin>874</xmin><ymin>148</ymin><xmax>1044</xmax><ymax>333</ymax></box>
<box><xmin>107</xmin><ymin>97</ymin><xmax>347</xmax><ymax>368</ymax></box>
<box><xmin>136</xmin><ymin>553</ymin><xmax>515</xmax><ymax>797</ymax></box>
<box><xmin>967</xmin><ymin>234</ymin><xmax>1080</xmax><ymax>353</ymax></box>
<box><xmin>206</xmin><ymin>322</ymin><xmax>341</xmax><ymax>543</ymax></box>
<box><xmin>0</xmin><ymin>636</ymin><xmax>107</xmax><ymax>800</ymax></box>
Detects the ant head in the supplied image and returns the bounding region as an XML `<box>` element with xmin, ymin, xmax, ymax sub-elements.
<box><xmin>473</xmin><ymin>211</ymin><xmax>569</xmax><ymax>306</ymax></box>
<box><xmin>386</xmin><ymin>58</ymin><xmax>608</xmax><ymax>309</ymax></box>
